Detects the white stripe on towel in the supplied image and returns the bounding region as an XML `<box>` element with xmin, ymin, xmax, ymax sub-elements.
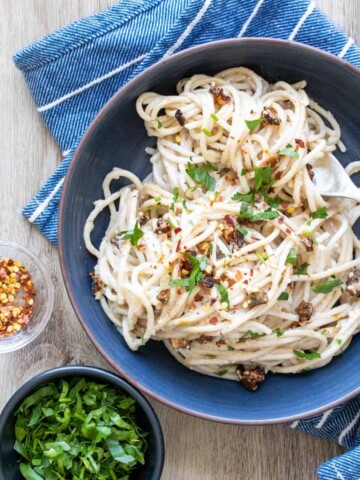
<box><xmin>163</xmin><ymin>0</ymin><xmax>212</xmax><ymax>58</ymax></box>
<box><xmin>332</xmin><ymin>463</ymin><xmax>346</xmax><ymax>480</ymax></box>
<box><xmin>290</xmin><ymin>420</ymin><xmax>299</xmax><ymax>428</ymax></box>
<box><xmin>37</xmin><ymin>54</ymin><xmax>147</xmax><ymax>113</ymax></box>
<box><xmin>315</xmin><ymin>408</ymin><xmax>334</xmax><ymax>429</ymax></box>
<box><xmin>29</xmin><ymin>177</ymin><xmax>65</xmax><ymax>222</ymax></box>
<box><xmin>288</xmin><ymin>1</ymin><xmax>315</xmax><ymax>41</ymax></box>
<box><xmin>338</xmin><ymin>37</ymin><xmax>353</xmax><ymax>58</ymax></box>
<box><xmin>338</xmin><ymin>410</ymin><xmax>360</xmax><ymax>445</ymax></box>
<box><xmin>238</xmin><ymin>0</ymin><xmax>264</xmax><ymax>37</ymax></box>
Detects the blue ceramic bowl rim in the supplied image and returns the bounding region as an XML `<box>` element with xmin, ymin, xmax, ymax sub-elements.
<box><xmin>58</xmin><ymin>37</ymin><xmax>360</xmax><ymax>425</ymax></box>
<box><xmin>0</xmin><ymin>365</ymin><xmax>164</xmax><ymax>480</ymax></box>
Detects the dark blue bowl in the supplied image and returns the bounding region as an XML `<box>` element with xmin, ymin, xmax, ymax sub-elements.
<box><xmin>0</xmin><ymin>366</ymin><xmax>164</xmax><ymax>480</ymax></box>
<box><xmin>59</xmin><ymin>38</ymin><xmax>360</xmax><ymax>424</ymax></box>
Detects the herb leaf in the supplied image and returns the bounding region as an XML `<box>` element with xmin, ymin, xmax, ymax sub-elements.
<box><xmin>210</xmin><ymin>113</ymin><xmax>219</xmax><ymax>122</ymax></box>
<box><xmin>119</xmin><ymin>222</ymin><xmax>144</xmax><ymax>248</ymax></box>
<box><xmin>215</xmin><ymin>283</ymin><xmax>230</xmax><ymax>309</ymax></box>
<box><xmin>296</xmin><ymin>263</ymin><xmax>310</xmax><ymax>275</ymax></box>
<box><xmin>279</xmin><ymin>148</ymin><xmax>299</xmax><ymax>159</ymax></box>
<box><xmin>240</xmin><ymin>168</ymin><xmax>247</xmax><ymax>176</ymax></box>
<box><xmin>294</xmin><ymin>350</ymin><xmax>321</xmax><ymax>360</ymax></box>
<box><xmin>232</xmin><ymin>190</ymin><xmax>255</xmax><ymax>203</ymax></box>
<box><xmin>244</xmin><ymin>330</ymin><xmax>260</xmax><ymax>339</ymax></box>
<box><xmin>311</xmin><ymin>279</ymin><xmax>342</xmax><ymax>294</ymax></box>
<box><xmin>250</xmin><ymin>209</ymin><xmax>280</xmax><ymax>222</ymax></box>
<box><xmin>186</xmin><ymin>163</ymin><xmax>216</xmax><ymax>191</ymax></box>
<box><xmin>254</xmin><ymin>166</ymin><xmax>274</xmax><ymax>192</ymax></box>
<box><xmin>277</xmin><ymin>292</ymin><xmax>289</xmax><ymax>301</ymax></box>
<box><xmin>245</xmin><ymin>118</ymin><xmax>263</xmax><ymax>132</ymax></box>
<box><xmin>236</xmin><ymin>225</ymin><xmax>248</xmax><ymax>236</ymax></box>
<box><xmin>286</xmin><ymin>248</ymin><xmax>297</xmax><ymax>266</ymax></box>
<box><xmin>202</xmin><ymin>161</ymin><xmax>218</xmax><ymax>171</ymax></box>
<box><xmin>227</xmin><ymin>346</ymin><xmax>235</xmax><ymax>351</ymax></box>
<box><xmin>311</xmin><ymin>207</ymin><xmax>328</xmax><ymax>219</ymax></box>
<box><xmin>201</xmin><ymin>128</ymin><xmax>212</xmax><ymax>136</ymax></box>
<box><xmin>157</xmin><ymin>120</ymin><xmax>162</xmax><ymax>129</ymax></box>
<box><xmin>215</xmin><ymin>370</ymin><xmax>228</xmax><ymax>376</ymax></box>
<box><xmin>273</xmin><ymin>328</ymin><xmax>285</xmax><ymax>336</ymax></box>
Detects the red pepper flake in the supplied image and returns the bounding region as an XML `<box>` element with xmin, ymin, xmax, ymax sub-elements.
<box><xmin>295</xmin><ymin>138</ymin><xmax>305</xmax><ymax>148</ymax></box>
<box><xmin>174</xmin><ymin>227</ymin><xmax>182</xmax><ymax>234</ymax></box>
<box><xmin>176</xmin><ymin>240</ymin><xmax>181</xmax><ymax>252</ymax></box>
<box><xmin>194</xmin><ymin>293</ymin><xmax>204</xmax><ymax>302</ymax></box>
<box><xmin>244</xmin><ymin>279</ymin><xmax>249</xmax><ymax>285</ymax></box>
<box><xmin>278</xmin><ymin>217</ymin><xmax>285</xmax><ymax>224</ymax></box>
<box><xmin>198</xmin><ymin>334</ymin><xmax>213</xmax><ymax>343</ymax></box>
<box><xmin>275</xmin><ymin>171</ymin><xmax>283</xmax><ymax>180</ymax></box>
<box><xmin>209</xmin><ymin>317</ymin><xmax>218</xmax><ymax>325</ymax></box>
<box><xmin>285</xmin><ymin>228</ymin><xmax>291</xmax><ymax>234</ymax></box>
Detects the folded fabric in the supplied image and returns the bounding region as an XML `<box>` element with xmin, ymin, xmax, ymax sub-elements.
<box><xmin>13</xmin><ymin>0</ymin><xmax>360</xmax><ymax>478</ymax></box>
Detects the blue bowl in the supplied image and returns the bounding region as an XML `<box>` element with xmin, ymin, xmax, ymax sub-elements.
<box><xmin>59</xmin><ymin>38</ymin><xmax>360</xmax><ymax>424</ymax></box>
<box><xmin>0</xmin><ymin>366</ymin><xmax>164</xmax><ymax>480</ymax></box>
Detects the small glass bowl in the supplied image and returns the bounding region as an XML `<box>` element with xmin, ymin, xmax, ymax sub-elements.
<box><xmin>0</xmin><ymin>241</ymin><xmax>54</xmax><ymax>353</ymax></box>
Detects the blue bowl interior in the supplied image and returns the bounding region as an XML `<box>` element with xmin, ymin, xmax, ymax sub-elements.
<box><xmin>0</xmin><ymin>367</ymin><xmax>164</xmax><ymax>480</ymax></box>
<box><xmin>60</xmin><ymin>39</ymin><xmax>360</xmax><ymax>423</ymax></box>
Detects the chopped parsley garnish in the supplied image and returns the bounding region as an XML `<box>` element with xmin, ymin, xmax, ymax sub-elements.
<box><xmin>264</xmin><ymin>194</ymin><xmax>283</xmax><ymax>208</ymax></box>
<box><xmin>166</xmin><ymin>216</ymin><xmax>176</xmax><ymax>229</ymax></box>
<box><xmin>273</xmin><ymin>328</ymin><xmax>285</xmax><ymax>336</ymax></box>
<box><xmin>254</xmin><ymin>165</ymin><xmax>274</xmax><ymax>192</ymax></box>
<box><xmin>277</xmin><ymin>292</ymin><xmax>289</xmax><ymax>301</ymax></box>
<box><xmin>240</xmin><ymin>168</ymin><xmax>247</xmax><ymax>176</ymax></box>
<box><xmin>279</xmin><ymin>147</ymin><xmax>299</xmax><ymax>159</ymax></box>
<box><xmin>14</xmin><ymin>379</ymin><xmax>147</xmax><ymax>480</ymax></box>
<box><xmin>227</xmin><ymin>346</ymin><xmax>235</xmax><ymax>351</ymax></box>
<box><xmin>238</xmin><ymin>202</ymin><xmax>253</xmax><ymax>220</ymax></box>
<box><xmin>215</xmin><ymin>283</ymin><xmax>230</xmax><ymax>309</ymax></box>
<box><xmin>294</xmin><ymin>350</ymin><xmax>321</xmax><ymax>360</ymax></box>
<box><xmin>157</xmin><ymin>120</ymin><xmax>162</xmax><ymax>129</ymax></box>
<box><xmin>170</xmin><ymin>187</ymin><xmax>179</xmax><ymax>211</ymax></box>
<box><xmin>295</xmin><ymin>263</ymin><xmax>310</xmax><ymax>275</ymax></box>
<box><xmin>201</xmin><ymin>128</ymin><xmax>212</xmax><ymax>136</ymax></box>
<box><xmin>210</xmin><ymin>113</ymin><xmax>219</xmax><ymax>122</ymax></box>
<box><xmin>186</xmin><ymin>163</ymin><xmax>216</xmax><ymax>191</ymax></box>
<box><xmin>311</xmin><ymin>278</ymin><xmax>342</xmax><ymax>294</ymax></box>
<box><xmin>256</xmin><ymin>252</ymin><xmax>268</xmax><ymax>265</ymax></box>
<box><xmin>236</xmin><ymin>225</ymin><xmax>248</xmax><ymax>236</ymax></box>
<box><xmin>245</xmin><ymin>118</ymin><xmax>263</xmax><ymax>132</ymax></box>
<box><xmin>118</xmin><ymin>222</ymin><xmax>144</xmax><ymax>248</ymax></box>
<box><xmin>215</xmin><ymin>370</ymin><xmax>228</xmax><ymax>376</ymax></box>
<box><xmin>202</xmin><ymin>161</ymin><xmax>218</xmax><ymax>171</ymax></box>
<box><xmin>209</xmin><ymin>243</ymin><xmax>214</xmax><ymax>255</ymax></box>
<box><xmin>154</xmin><ymin>196</ymin><xmax>161</xmax><ymax>202</ymax></box>
<box><xmin>232</xmin><ymin>190</ymin><xmax>255</xmax><ymax>203</ymax></box>
<box><xmin>311</xmin><ymin>207</ymin><xmax>328</xmax><ymax>219</ymax></box>
<box><xmin>336</xmin><ymin>339</ymin><xmax>342</xmax><ymax>346</ymax></box>
<box><xmin>286</xmin><ymin>248</ymin><xmax>297</xmax><ymax>266</ymax></box>
<box><xmin>250</xmin><ymin>208</ymin><xmax>280</xmax><ymax>222</ymax></box>
<box><xmin>244</xmin><ymin>330</ymin><xmax>260</xmax><ymax>339</ymax></box>
<box><xmin>169</xmin><ymin>254</ymin><xmax>207</xmax><ymax>295</ymax></box>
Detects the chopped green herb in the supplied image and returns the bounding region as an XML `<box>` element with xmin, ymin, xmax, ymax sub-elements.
<box><xmin>296</xmin><ymin>263</ymin><xmax>310</xmax><ymax>275</ymax></box>
<box><xmin>279</xmin><ymin>148</ymin><xmax>299</xmax><ymax>159</ymax></box>
<box><xmin>254</xmin><ymin>165</ymin><xmax>274</xmax><ymax>192</ymax></box>
<box><xmin>169</xmin><ymin>278</ymin><xmax>191</xmax><ymax>288</ymax></box>
<box><xmin>238</xmin><ymin>202</ymin><xmax>254</xmax><ymax>220</ymax></box>
<box><xmin>256</xmin><ymin>252</ymin><xmax>268</xmax><ymax>265</ymax></box>
<box><xmin>169</xmin><ymin>254</ymin><xmax>207</xmax><ymax>295</ymax></box>
<box><xmin>240</xmin><ymin>168</ymin><xmax>247</xmax><ymax>176</ymax></box>
<box><xmin>154</xmin><ymin>196</ymin><xmax>161</xmax><ymax>202</ymax></box>
<box><xmin>336</xmin><ymin>339</ymin><xmax>342</xmax><ymax>346</ymax></box>
<box><xmin>118</xmin><ymin>222</ymin><xmax>144</xmax><ymax>249</ymax></box>
<box><xmin>227</xmin><ymin>346</ymin><xmax>235</xmax><ymax>351</ymax></box>
<box><xmin>215</xmin><ymin>283</ymin><xmax>230</xmax><ymax>309</ymax></box>
<box><xmin>157</xmin><ymin>120</ymin><xmax>162</xmax><ymax>129</ymax></box>
<box><xmin>140</xmin><ymin>336</ymin><xmax>146</xmax><ymax>346</ymax></box>
<box><xmin>209</xmin><ymin>243</ymin><xmax>214</xmax><ymax>256</ymax></box>
<box><xmin>245</xmin><ymin>118</ymin><xmax>263</xmax><ymax>132</ymax></box>
<box><xmin>321</xmin><ymin>329</ymin><xmax>327</xmax><ymax>335</ymax></box>
<box><xmin>311</xmin><ymin>278</ymin><xmax>342</xmax><ymax>294</ymax></box>
<box><xmin>201</xmin><ymin>128</ymin><xmax>212</xmax><ymax>136</ymax></box>
<box><xmin>232</xmin><ymin>190</ymin><xmax>255</xmax><ymax>203</ymax></box>
<box><xmin>250</xmin><ymin>209</ymin><xmax>280</xmax><ymax>222</ymax></box>
<box><xmin>311</xmin><ymin>207</ymin><xmax>328</xmax><ymax>220</ymax></box>
<box><xmin>186</xmin><ymin>163</ymin><xmax>216</xmax><ymax>191</ymax></box>
<box><xmin>15</xmin><ymin>379</ymin><xmax>147</xmax><ymax>480</ymax></box>
<box><xmin>215</xmin><ymin>370</ymin><xmax>228</xmax><ymax>376</ymax></box>
<box><xmin>170</xmin><ymin>187</ymin><xmax>179</xmax><ymax>212</ymax></box>
<box><xmin>236</xmin><ymin>225</ymin><xmax>248</xmax><ymax>236</ymax></box>
<box><xmin>277</xmin><ymin>292</ymin><xmax>289</xmax><ymax>301</ymax></box>
<box><xmin>166</xmin><ymin>216</ymin><xmax>176</xmax><ymax>229</ymax></box>
<box><xmin>273</xmin><ymin>328</ymin><xmax>285</xmax><ymax>336</ymax></box>
<box><xmin>202</xmin><ymin>161</ymin><xmax>218</xmax><ymax>171</ymax></box>
<box><xmin>286</xmin><ymin>248</ymin><xmax>297</xmax><ymax>266</ymax></box>
<box><xmin>210</xmin><ymin>113</ymin><xmax>219</xmax><ymax>122</ymax></box>
<box><xmin>264</xmin><ymin>194</ymin><xmax>282</xmax><ymax>208</ymax></box>
<box><xmin>244</xmin><ymin>330</ymin><xmax>260</xmax><ymax>339</ymax></box>
<box><xmin>312</xmin><ymin>236</ymin><xmax>319</xmax><ymax>246</ymax></box>
<box><xmin>294</xmin><ymin>350</ymin><xmax>321</xmax><ymax>360</ymax></box>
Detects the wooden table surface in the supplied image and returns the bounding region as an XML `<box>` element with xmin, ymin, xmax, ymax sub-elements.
<box><xmin>0</xmin><ymin>1</ymin><xmax>358</xmax><ymax>479</ymax></box>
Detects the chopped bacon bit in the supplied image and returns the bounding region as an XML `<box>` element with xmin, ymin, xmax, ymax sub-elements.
<box><xmin>209</xmin><ymin>317</ymin><xmax>218</xmax><ymax>325</ymax></box>
<box><xmin>209</xmin><ymin>86</ymin><xmax>231</xmax><ymax>105</ymax></box>
<box><xmin>298</xmin><ymin>233</ymin><xmax>313</xmax><ymax>252</ymax></box>
<box><xmin>295</xmin><ymin>138</ymin><xmax>305</xmax><ymax>148</ymax></box>
<box><xmin>223</xmin><ymin>215</ymin><xmax>245</xmax><ymax>249</ymax></box>
<box><xmin>261</xmin><ymin>107</ymin><xmax>280</xmax><ymax>126</ymax></box>
<box><xmin>201</xmin><ymin>274</ymin><xmax>220</xmax><ymax>289</ymax></box>
<box><xmin>157</xmin><ymin>289</ymin><xmax>170</xmax><ymax>305</ymax></box>
<box><xmin>171</xmin><ymin>338</ymin><xmax>190</xmax><ymax>349</ymax></box>
<box><xmin>244</xmin><ymin>290</ymin><xmax>268</xmax><ymax>309</ymax></box>
<box><xmin>155</xmin><ymin>218</ymin><xmax>171</xmax><ymax>234</ymax></box>
<box><xmin>295</xmin><ymin>300</ymin><xmax>313</xmax><ymax>324</ymax></box>
<box><xmin>306</xmin><ymin>164</ymin><xmax>315</xmax><ymax>181</ymax></box>
<box><xmin>236</xmin><ymin>365</ymin><xmax>266</xmax><ymax>391</ymax></box>
<box><xmin>174</xmin><ymin>227</ymin><xmax>182</xmax><ymax>234</ymax></box>
<box><xmin>194</xmin><ymin>293</ymin><xmax>204</xmax><ymax>302</ymax></box>
<box><xmin>175</xmin><ymin>109</ymin><xmax>185</xmax><ymax>126</ymax></box>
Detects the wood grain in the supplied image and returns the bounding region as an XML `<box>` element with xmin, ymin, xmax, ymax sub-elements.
<box><xmin>0</xmin><ymin>1</ymin><xmax>357</xmax><ymax>479</ymax></box>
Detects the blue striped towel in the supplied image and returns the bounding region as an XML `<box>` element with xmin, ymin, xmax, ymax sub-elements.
<box><xmin>13</xmin><ymin>1</ymin><xmax>360</xmax><ymax>478</ymax></box>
